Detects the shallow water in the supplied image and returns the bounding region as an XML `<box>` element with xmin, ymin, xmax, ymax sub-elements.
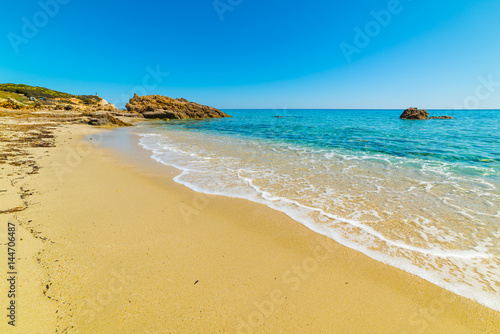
<box><xmin>133</xmin><ymin>109</ymin><xmax>500</xmax><ymax>311</ymax></box>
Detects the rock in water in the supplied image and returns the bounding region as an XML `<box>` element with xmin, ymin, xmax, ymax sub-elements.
<box><xmin>429</xmin><ymin>116</ymin><xmax>454</xmax><ymax>119</ymax></box>
<box><xmin>125</xmin><ymin>93</ymin><xmax>230</xmax><ymax>119</ymax></box>
<box><xmin>400</xmin><ymin>108</ymin><xmax>429</xmax><ymax>120</ymax></box>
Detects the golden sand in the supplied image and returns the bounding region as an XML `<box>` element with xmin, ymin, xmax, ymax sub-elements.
<box><xmin>1</xmin><ymin>124</ymin><xmax>499</xmax><ymax>333</ymax></box>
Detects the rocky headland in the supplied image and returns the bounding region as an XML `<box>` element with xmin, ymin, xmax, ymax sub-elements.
<box><xmin>0</xmin><ymin>83</ymin><xmax>122</xmax><ymax>112</ymax></box>
<box><xmin>0</xmin><ymin>84</ymin><xmax>148</xmax><ymax>127</ymax></box>
<box><xmin>125</xmin><ymin>93</ymin><xmax>230</xmax><ymax>119</ymax></box>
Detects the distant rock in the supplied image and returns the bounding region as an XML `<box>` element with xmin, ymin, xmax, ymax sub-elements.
<box><xmin>400</xmin><ymin>108</ymin><xmax>455</xmax><ymax>120</ymax></box>
<box><xmin>429</xmin><ymin>116</ymin><xmax>454</xmax><ymax>119</ymax></box>
<box><xmin>400</xmin><ymin>108</ymin><xmax>429</xmax><ymax>120</ymax></box>
<box><xmin>126</xmin><ymin>93</ymin><xmax>230</xmax><ymax>119</ymax></box>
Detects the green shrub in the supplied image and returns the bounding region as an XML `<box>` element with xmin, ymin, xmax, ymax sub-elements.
<box><xmin>0</xmin><ymin>83</ymin><xmax>102</xmax><ymax>105</ymax></box>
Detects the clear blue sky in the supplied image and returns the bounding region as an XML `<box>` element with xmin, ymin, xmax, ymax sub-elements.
<box><xmin>1</xmin><ymin>0</ymin><xmax>499</xmax><ymax>109</ymax></box>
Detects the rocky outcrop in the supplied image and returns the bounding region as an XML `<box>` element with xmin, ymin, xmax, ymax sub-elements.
<box><xmin>111</xmin><ymin>112</ymin><xmax>144</xmax><ymax>118</ymax></box>
<box><xmin>99</xmin><ymin>98</ymin><xmax>119</xmax><ymax>111</ymax></box>
<box><xmin>429</xmin><ymin>116</ymin><xmax>454</xmax><ymax>119</ymax></box>
<box><xmin>400</xmin><ymin>108</ymin><xmax>455</xmax><ymax>120</ymax></box>
<box><xmin>125</xmin><ymin>94</ymin><xmax>230</xmax><ymax>119</ymax></box>
<box><xmin>400</xmin><ymin>108</ymin><xmax>429</xmax><ymax>120</ymax></box>
<box><xmin>84</xmin><ymin>113</ymin><xmax>131</xmax><ymax>127</ymax></box>
<box><xmin>142</xmin><ymin>110</ymin><xmax>179</xmax><ymax>119</ymax></box>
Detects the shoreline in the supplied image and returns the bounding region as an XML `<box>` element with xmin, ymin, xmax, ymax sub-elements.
<box><xmin>1</xmin><ymin>122</ymin><xmax>499</xmax><ymax>333</ymax></box>
<box><xmin>130</xmin><ymin>119</ymin><xmax>500</xmax><ymax>314</ymax></box>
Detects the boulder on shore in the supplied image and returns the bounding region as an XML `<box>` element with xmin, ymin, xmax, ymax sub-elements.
<box><xmin>126</xmin><ymin>94</ymin><xmax>230</xmax><ymax>119</ymax></box>
<box><xmin>400</xmin><ymin>108</ymin><xmax>429</xmax><ymax>120</ymax></box>
<box><xmin>142</xmin><ymin>110</ymin><xmax>180</xmax><ymax>119</ymax></box>
<box><xmin>85</xmin><ymin>113</ymin><xmax>131</xmax><ymax>126</ymax></box>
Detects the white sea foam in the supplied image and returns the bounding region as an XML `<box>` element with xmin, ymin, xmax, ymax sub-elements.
<box><xmin>134</xmin><ymin>128</ymin><xmax>500</xmax><ymax>312</ymax></box>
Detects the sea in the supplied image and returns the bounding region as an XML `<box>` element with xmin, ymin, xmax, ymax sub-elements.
<box><xmin>131</xmin><ymin>109</ymin><xmax>500</xmax><ymax>311</ymax></box>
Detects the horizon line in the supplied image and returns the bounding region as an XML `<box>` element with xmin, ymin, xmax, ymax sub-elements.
<box><xmin>219</xmin><ymin>108</ymin><xmax>500</xmax><ymax>111</ymax></box>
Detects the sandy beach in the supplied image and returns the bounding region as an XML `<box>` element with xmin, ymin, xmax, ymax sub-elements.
<box><xmin>1</xmin><ymin>121</ymin><xmax>499</xmax><ymax>333</ymax></box>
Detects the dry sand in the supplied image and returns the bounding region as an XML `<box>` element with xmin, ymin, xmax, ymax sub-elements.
<box><xmin>1</xmin><ymin>122</ymin><xmax>499</xmax><ymax>333</ymax></box>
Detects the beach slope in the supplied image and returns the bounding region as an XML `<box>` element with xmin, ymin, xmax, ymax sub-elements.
<box><xmin>1</xmin><ymin>124</ymin><xmax>499</xmax><ymax>333</ymax></box>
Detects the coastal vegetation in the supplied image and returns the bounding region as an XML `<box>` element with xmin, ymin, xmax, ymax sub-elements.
<box><xmin>0</xmin><ymin>83</ymin><xmax>115</xmax><ymax>111</ymax></box>
<box><xmin>0</xmin><ymin>83</ymin><xmax>227</xmax><ymax>124</ymax></box>
<box><xmin>0</xmin><ymin>83</ymin><xmax>100</xmax><ymax>103</ymax></box>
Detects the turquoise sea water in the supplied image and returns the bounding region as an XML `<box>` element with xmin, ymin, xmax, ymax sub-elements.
<box><xmin>133</xmin><ymin>109</ymin><xmax>500</xmax><ymax>311</ymax></box>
